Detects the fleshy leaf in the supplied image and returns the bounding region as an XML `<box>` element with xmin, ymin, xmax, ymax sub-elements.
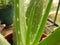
<box><xmin>26</xmin><ymin>0</ymin><xmax>43</xmax><ymax>45</ymax></box>
<box><xmin>0</xmin><ymin>34</ymin><xmax>11</xmax><ymax>45</ymax></box>
<box><xmin>32</xmin><ymin>0</ymin><xmax>53</xmax><ymax>45</ymax></box>
<box><xmin>39</xmin><ymin>27</ymin><xmax>60</xmax><ymax>45</ymax></box>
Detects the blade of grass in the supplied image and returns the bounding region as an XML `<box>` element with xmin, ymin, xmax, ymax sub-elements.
<box><xmin>32</xmin><ymin>0</ymin><xmax>53</xmax><ymax>45</ymax></box>
<box><xmin>39</xmin><ymin>27</ymin><xmax>60</xmax><ymax>45</ymax></box>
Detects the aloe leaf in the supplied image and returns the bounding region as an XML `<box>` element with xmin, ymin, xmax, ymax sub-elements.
<box><xmin>13</xmin><ymin>0</ymin><xmax>21</xmax><ymax>45</ymax></box>
<box><xmin>26</xmin><ymin>1</ymin><xmax>35</xmax><ymax>45</ymax></box>
<box><xmin>14</xmin><ymin>0</ymin><xmax>26</xmax><ymax>45</ymax></box>
<box><xmin>0</xmin><ymin>34</ymin><xmax>11</xmax><ymax>45</ymax></box>
<box><xmin>32</xmin><ymin>0</ymin><xmax>53</xmax><ymax>45</ymax></box>
<box><xmin>39</xmin><ymin>27</ymin><xmax>60</xmax><ymax>45</ymax></box>
<box><xmin>31</xmin><ymin>0</ymin><xmax>43</xmax><ymax>40</ymax></box>
<box><xmin>14</xmin><ymin>0</ymin><xmax>21</xmax><ymax>45</ymax></box>
<box><xmin>19</xmin><ymin>0</ymin><xmax>27</xmax><ymax>45</ymax></box>
<box><xmin>26</xmin><ymin>0</ymin><xmax>43</xmax><ymax>45</ymax></box>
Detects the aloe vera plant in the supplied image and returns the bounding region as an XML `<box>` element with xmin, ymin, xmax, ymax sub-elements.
<box><xmin>26</xmin><ymin>0</ymin><xmax>43</xmax><ymax>45</ymax></box>
<box><xmin>14</xmin><ymin>0</ymin><xmax>60</xmax><ymax>45</ymax></box>
<box><xmin>0</xmin><ymin>34</ymin><xmax>11</xmax><ymax>45</ymax></box>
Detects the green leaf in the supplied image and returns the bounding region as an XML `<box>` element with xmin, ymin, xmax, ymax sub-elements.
<box><xmin>32</xmin><ymin>0</ymin><xmax>53</xmax><ymax>45</ymax></box>
<box><xmin>19</xmin><ymin>0</ymin><xmax>27</xmax><ymax>45</ymax></box>
<box><xmin>0</xmin><ymin>34</ymin><xmax>10</xmax><ymax>45</ymax></box>
<box><xmin>39</xmin><ymin>27</ymin><xmax>60</xmax><ymax>45</ymax></box>
<box><xmin>26</xmin><ymin>1</ymin><xmax>35</xmax><ymax>45</ymax></box>
<box><xmin>31</xmin><ymin>0</ymin><xmax>43</xmax><ymax>40</ymax></box>
<box><xmin>14</xmin><ymin>0</ymin><xmax>26</xmax><ymax>45</ymax></box>
<box><xmin>13</xmin><ymin>0</ymin><xmax>21</xmax><ymax>45</ymax></box>
<box><xmin>26</xmin><ymin>0</ymin><xmax>43</xmax><ymax>45</ymax></box>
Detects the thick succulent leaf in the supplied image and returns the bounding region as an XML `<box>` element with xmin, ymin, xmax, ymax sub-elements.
<box><xmin>26</xmin><ymin>0</ymin><xmax>43</xmax><ymax>45</ymax></box>
<box><xmin>39</xmin><ymin>27</ymin><xmax>60</xmax><ymax>45</ymax></box>
<box><xmin>32</xmin><ymin>0</ymin><xmax>53</xmax><ymax>45</ymax></box>
<box><xmin>20</xmin><ymin>0</ymin><xmax>27</xmax><ymax>45</ymax></box>
<box><xmin>13</xmin><ymin>1</ymin><xmax>28</xmax><ymax>45</ymax></box>
<box><xmin>0</xmin><ymin>34</ymin><xmax>10</xmax><ymax>45</ymax></box>
<box><xmin>31</xmin><ymin>0</ymin><xmax>43</xmax><ymax>37</ymax></box>
<box><xmin>14</xmin><ymin>0</ymin><xmax>26</xmax><ymax>45</ymax></box>
<box><xmin>13</xmin><ymin>0</ymin><xmax>21</xmax><ymax>45</ymax></box>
